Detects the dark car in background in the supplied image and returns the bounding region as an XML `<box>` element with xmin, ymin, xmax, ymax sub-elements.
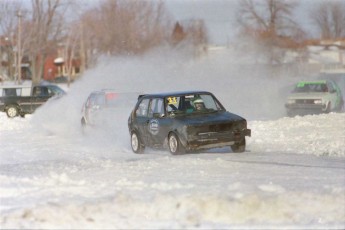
<box><xmin>128</xmin><ymin>91</ymin><xmax>251</xmax><ymax>155</ymax></box>
<box><xmin>0</xmin><ymin>84</ymin><xmax>65</xmax><ymax>118</ymax></box>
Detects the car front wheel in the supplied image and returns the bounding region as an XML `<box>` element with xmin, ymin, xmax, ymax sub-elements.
<box><xmin>231</xmin><ymin>138</ymin><xmax>246</xmax><ymax>153</ymax></box>
<box><xmin>131</xmin><ymin>131</ymin><xmax>145</xmax><ymax>154</ymax></box>
<box><xmin>168</xmin><ymin>133</ymin><xmax>184</xmax><ymax>155</ymax></box>
<box><xmin>6</xmin><ymin>105</ymin><xmax>19</xmax><ymax>118</ymax></box>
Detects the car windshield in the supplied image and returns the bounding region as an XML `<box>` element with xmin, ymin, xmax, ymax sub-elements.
<box><xmin>166</xmin><ymin>93</ymin><xmax>223</xmax><ymax>115</ymax></box>
<box><xmin>47</xmin><ymin>85</ymin><xmax>66</xmax><ymax>96</ymax></box>
<box><xmin>293</xmin><ymin>82</ymin><xmax>328</xmax><ymax>93</ymax></box>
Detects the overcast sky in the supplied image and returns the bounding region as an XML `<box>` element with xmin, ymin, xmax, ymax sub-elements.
<box><xmin>164</xmin><ymin>0</ymin><xmax>323</xmax><ymax>45</ymax></box>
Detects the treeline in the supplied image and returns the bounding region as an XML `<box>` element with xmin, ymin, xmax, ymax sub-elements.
<box><xmin>0</xmin><ymin>0</ymin><xmax>344</xmax><ymax>83</ymax></box>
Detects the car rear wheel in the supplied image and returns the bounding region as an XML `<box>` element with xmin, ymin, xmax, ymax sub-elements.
<box><xmin>81</xmin><ymin>118</ymin><xmax>87</xmax><ymax>127</ymax></box>
<box><xmin>231</xmin><ymin>138</ymin><xmax>246</xmax><ymax>153</ymax></box>
<box><xmin>168</xmin><ymin>133</ymin><xmax>184</xmax><ymax>155</ymax></box>
<box><xmin>81</xmin><ymin>118</ymin><xmax>88</xmax><ymax>134</ymax></box>
<box><xmin>6</xmin><ymin>105</ymin><xmax>19</xmax><ymax>118</ymax></box>
<box><xmin>131</xmin><ymin>131</ymin><xmax>145</xmax><ymax>154</ymax></box>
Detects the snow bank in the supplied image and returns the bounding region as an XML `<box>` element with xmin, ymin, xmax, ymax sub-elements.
<box><xmin>2</xmin><ymin>191</ymin><xmax>344</xmax><ymax>229</ymax></box>
<box><xmin>249</xmin><ymin>113</ymin><xmax>345</xmax><ymax>157</ymax></box>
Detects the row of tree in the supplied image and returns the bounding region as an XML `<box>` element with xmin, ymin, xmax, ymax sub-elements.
<box><xmin>0</xmin><ymin>0</ymin><xmax>344</xmax><ymax>83</ymax></box>
<box><xmin>236</xmin><ymin>0</ymin><xmax>345</xmax><ymax>64</ymax></box>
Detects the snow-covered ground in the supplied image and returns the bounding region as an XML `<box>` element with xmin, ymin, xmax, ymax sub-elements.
<box><xmin>1</xmin><ymin>47</ymin><xmax>345</xmax><ymax>229</ymax></box>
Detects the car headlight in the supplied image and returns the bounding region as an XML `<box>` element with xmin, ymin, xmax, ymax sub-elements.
<box><xmin>287</xmin><ymin>99</ymin><xmax>295</xmax><ymax>104</ymax></box>
<box><xmin>314</xmin><ymin>99</ymin><xmax>322</xmax><ymax>104</ymax></box>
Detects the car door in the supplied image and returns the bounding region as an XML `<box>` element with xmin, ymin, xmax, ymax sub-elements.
<box><xmin>146</xmin><ymin>98</ymin><xmax>170</xmax><ymax>146</ymax></box>
<box><xmin>85</xmin><ymin>93</ymin><xmax>103</xmax><ymax>125</ymax></box>
<box><xmin>134</xmin><ymin>98</ymin><xmax>151</xmax><ymax>145</ymax></box>
<box><xmin>31</xmin><ymin>86</ymin><xmax>50</xmax><ymax>112</ymax></box>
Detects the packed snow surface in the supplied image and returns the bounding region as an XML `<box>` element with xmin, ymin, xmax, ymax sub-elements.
<box><xmin>1</xmin><ymin>47</ymin><xmax>345</xmax><ymax>229</ymax></box>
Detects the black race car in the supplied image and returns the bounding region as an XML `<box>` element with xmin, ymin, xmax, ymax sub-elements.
<box><xmin>128</xmin><ymin>91</ymin><xmax>251</xmax><ymax>154</ymax></box>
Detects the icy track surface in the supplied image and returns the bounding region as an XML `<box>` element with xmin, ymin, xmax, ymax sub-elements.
<box><xmin>1</xmin><ymin>49</ymin><xmax>345</xmax><ymax>229</ymax></box>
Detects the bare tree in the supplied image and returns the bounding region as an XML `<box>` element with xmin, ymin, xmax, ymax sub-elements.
<box><xmin>170</xmin><ymin>20</ymin><xmax>208</xmax><ymax>57</ymax></box>
<box><xmin>309</xmin><ymin>0</ymin><xmax>345</xmax><ymax>39</ymax></box>
<box><xmin>61</xmin><ymin>21</ymin><xmax>82</xmax><ymax>87</ymax></box>
<box><xmin>0</xmin><ymin>1</ymin><xmax>22</xmax><ymax>81</ymax></box>
<box><xmin>236</xmin><ymin>0</ymin><xmax>304</xmax><ymax>64</ymax></box>
<box><xmin>171</xmin><ymin>22</ymin><xmax>186</xmax><ymax>45</ymax></box>
<box><xmin>185</xmin><ymin>19</ymin><xmax>208</xmax><ymax>56</ymax></box>
<box><xmin>24</xmin><ymin>0</ymin><xmax>71</xmax><ymax>84</ymax></box>
<box><xmin>80</xmin><ymin>0</ymin><xmax>171</xmax><ymax>57</ymax></box>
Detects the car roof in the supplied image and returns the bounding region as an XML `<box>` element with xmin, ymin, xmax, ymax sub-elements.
<box><xmin>297</xmin><ymin>80</ymin><xmax>327</xmax><ymax>84</ymax></box>
<box><xmin>139</xmin><ymin>90</ymin><xmax>213</xmax><ymax>99</ymax></box>
<box><xmin>88</xmin><ymin>89</ymin><xmax>117</xmax><ymax>94</ymax></box>
<box><xmin>296</xmin><ymin>80</ymin><xmax>328</xmax><ymax>87</ymax></box>
<box><xmin>0</xmin><ymin>85</ymin><xmax>32</xmax><ymax>89</ymax></box>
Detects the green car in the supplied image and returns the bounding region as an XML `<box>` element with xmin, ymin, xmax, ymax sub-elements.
<box><xmin>285</xmin><ymin>80</ymin><xmax>344</xmax><ymax>116</ymax></box>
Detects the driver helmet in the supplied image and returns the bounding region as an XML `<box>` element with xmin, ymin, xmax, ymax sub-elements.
<box><xmin>193</xmin><ymin>98</ymin><xmax>205</xmax><ymax>110</ymax></box>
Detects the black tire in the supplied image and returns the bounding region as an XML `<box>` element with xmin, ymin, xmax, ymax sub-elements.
<box><xmin>81</xmin><ymin>118</ymin><xmax>87</xmax><ymax>127</ymax></box>
<box><xmin>81</xmin><ymin>118</ymin><xmax>87</xmax><ymax>134</ymax></box>
<box><xmin>168</xmin><ymin>133</ymin><xmax>184</xmax><ymax>155</ymax></box>
<box><xmin>131</xmin><ymin>131</ymin><xmax>145</xmax><ymax>154</ymax></box>
<box><xmin>6</xmin><ymin>105</ymin><xmax>19</xmax><ymax>118</ymax></box>
<box><xmin>231</xmin><ymin>138</ymin><xmax>246</xmax><ymax>153</ymax></box>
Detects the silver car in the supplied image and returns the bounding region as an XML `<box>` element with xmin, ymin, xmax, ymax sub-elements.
<box><xmin>81</xmin><ymin>89</ymin><xmax>138</xmax><ymax>127</ymax></box>
<box><xmin>285</xmin><ymin>80</ymin><xmax>344</xmax><ymax>116</ymax></box>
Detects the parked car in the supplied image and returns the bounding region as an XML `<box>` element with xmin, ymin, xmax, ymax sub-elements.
<box><xmin>0</xmin><ymin>83</ymin><xmax>65</xmax><ymax>118</ymax></box>
<box><xmin>285</xmin><ymin>80</ymin><xmax>344</xmax><ymax>116</ymax></box>
<box><xmin>81</xmin><ymin>89</ymin><xmax>138</xmax><ymax>127</ymax></box>
<box><xmin>128</xmin><ymin>91</ymin><xmax>251</xmax><ymax>155</ymax></box>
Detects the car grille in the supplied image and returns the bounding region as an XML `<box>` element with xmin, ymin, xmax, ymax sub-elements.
<box><xmin>189</xmin><ymin>123</ymin><xmax>230</xmax><ymax>134</ymax></box>
<box><xmin>187</xmin><ymin>122</ymin><xmax>244</xmax><ymax>136</ymax></box>
<box><xmin>295</xmin><ymin>99</ymin><xmax>316</xmax><ymax>104</ymax></box>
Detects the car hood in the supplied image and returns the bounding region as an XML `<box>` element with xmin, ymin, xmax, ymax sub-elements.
<box><xmin>174</xmin><ymin>111</ymin><xmax>245</xmax><ymax>125</ymax></box>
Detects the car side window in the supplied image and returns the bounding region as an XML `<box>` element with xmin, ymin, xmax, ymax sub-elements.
<box><xmin>4</xmin><ymin>88</ymin><xmax>20</xmax><ymax>96</ymax></box>
<box><xmin>95</xmin><ymin>94</ymin><xmax>105</xmax><ymax>106</ymax></box>
<box><xmin>87</xmin><ymin>94</ymin><xmax>96</xmax><ymax>107</ymax></box>
<box><xmin>41</xmin><ymin>87</ymin><xmax>49</xmax><ymax>96</ymax></box>
<box><xmin>200</xmin><ymin>94</ymin><xmax>219</xmax><ymax>110</ymax></box>
<box><xmin>136</xmin><ymin>99</ymin><xmax>150</xmax><ymax>117</ymax></box>
<box><xmin>148</xmin><ymin>98</ymin><xmax>164</xmax><ymax>118</ymax></box>
<box><xmin>166</xmin><ymin>96</ymin><xmax>180</xmax><ymax>113</ymax></box>
<box><xmin>33</xmin><ymin>87</ymin><xmax>41</xmax><ymax>96</ymax></box>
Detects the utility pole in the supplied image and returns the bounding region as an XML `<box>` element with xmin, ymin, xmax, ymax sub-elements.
<box><xmin>16</xmin><ymin>10</ymin><xmax>22</xmax><ymax>84</ymax></box>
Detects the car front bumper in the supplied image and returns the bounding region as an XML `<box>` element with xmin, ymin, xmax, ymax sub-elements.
<box><xmin>285</xmin><ymin>103</ymin><xmax>329</xmax><ymax>115</ymax></box>
<box><xmin>183</xmin><ymin>128</ymin><xmax>251</xmax><ymax>150</ymax></box>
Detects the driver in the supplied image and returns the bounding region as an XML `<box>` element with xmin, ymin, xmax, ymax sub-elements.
<box><xmin>193</xmin><ymin>98</ymin><xmax>206</xmax><ymax>111</ymax></box>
